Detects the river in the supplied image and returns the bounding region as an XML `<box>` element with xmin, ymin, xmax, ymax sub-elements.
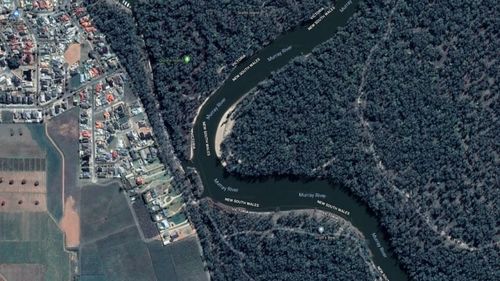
<box><xmin>187</xmin><ymin>0</ymin><xmax>408</xmax><ymax>280</ymax></box>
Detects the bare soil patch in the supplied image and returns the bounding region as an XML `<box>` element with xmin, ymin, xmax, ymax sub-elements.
<box><xmin>0</xmin><ymin>171</ymin><xmax>47</xmax><ymax>212</ymax></box>
<box><xmin>0</xmin><ymin>193</ymin><xmax>46</xmax><ymax>212</ymax></box>
<box><xmin>0</xmin><ymin>171</ymin><xmax>46</xmax><ymax>193</ymax></box>
<box><xmin>64</xmin><ymin>44</ymin><xmax>81</xmax><ymax>66</ymax></box>
<box><xmin>59</xmin><ymin>196</ymin><xmax>80</xmax><ymax>248</ymax></box>
<box><xmin>57</xmin><ymin>122</ymin><xmax>79</xmax><ymax>140</ymax></box>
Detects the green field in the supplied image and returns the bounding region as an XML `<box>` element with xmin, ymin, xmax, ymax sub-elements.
<box><xmin>80</xmin><ymin>182</ymin><xmax>157</xmax><ymax>281</ymax></box>
<box><xmin>80</xmin><ymin>182</ymin><xmax>136</xmax><ymax>242</ymax></box>
<box><xmin>0</xmin><ymin>212</ymin><xmax>70</xmax><ymax>281</ymax></box>
<box><xmin>79</xmin><ymin>183</ymin><xmax>207</xmax><ymax>281</ymax></box>
<box><xmin>0</xmin><ymin>124</ymin><xmax>70</xmax><ymax>281</ymax></box>
<box><xmin>148</xmin><ymin>237</ymin><xmax>208</xmax><ymax>281</ymax></box>
<box><xmin>81</xmin><ymin>225</ymin><xmax>158</xmax><ymax>281</ymax></box>
<box><xmin>47</xmin><ymin>108</ymin><xmax>80</xmax><ymax>202</ymax></box>
<box><xmin>27</xmin><ymin>124</ymin><xmax>64</xmax><ymax>220</ymax></box>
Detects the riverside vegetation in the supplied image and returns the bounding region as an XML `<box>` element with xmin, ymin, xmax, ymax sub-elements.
<box><xmin>187</xmin><ymin>200</ymin><xmax>383</xmax><ymax>281</ymax></box>
<box><xmin>86</xmin><ymin>0</ymin><xmax>333</xmax><ymax>166</ymax></box>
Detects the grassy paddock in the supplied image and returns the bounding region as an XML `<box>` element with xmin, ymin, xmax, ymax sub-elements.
<box><xmin>0</xmin><ymin>213</ymin><xmax>70</xmax><ymax>281</ymax></box>
<box><xmin>47</xmin><ymin>108</ymin><xmax>80</xmax><ymax>201</ymax></box>
<box><xmin>148</xmin><ymin>237</ymin><xmax>207</xmax><ymax>281</ymax></box>
<box><xmin>80</xmin><ymin>183</ymin><xmax>157</xmax><ymax>281</ymax></box>
<box><xmin>0</xmin><ymin>124</ymin><xmax>70</xmax><ymax>281</ymax></box>
<box><xmin>27</xmin><ymin>124</ymin><xmax>63</xmax><ymax>220</ymax></box>
<box><xmin>79</xmin><ymin>182</ymin><xmax>207</xmax><ymax>281</ymax></box>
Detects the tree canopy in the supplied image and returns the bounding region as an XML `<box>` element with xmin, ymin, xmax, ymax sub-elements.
<box><xmin>221</xmin><ymin>0</ymin><xmax>499</xmax><ymax>280</ymax></box>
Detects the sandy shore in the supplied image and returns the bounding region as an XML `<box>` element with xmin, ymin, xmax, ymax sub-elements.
<box><xmin>214</xmin><ymin>90</ymin><xmax>257</xmax><ymax>158</ymax></box>
<box><xmin>214</xmin><ymin>104</ymin><xmax>237</xmax><ymax>158</ymax></box>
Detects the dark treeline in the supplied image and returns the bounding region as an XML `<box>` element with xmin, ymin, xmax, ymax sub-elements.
<box><xmin>187</xmin><ymin>199</ymin><xmax>380</xmax><ymax>281</ymax></box>
<box><xmin>222</xmin><ymin>0</ymin><xmax>499</xmax><ymax>280</ymax></box>
<box><xmin>132</xmin><ymin>0</ymin><xmax>333</xmax><ymax>159</ymax></box>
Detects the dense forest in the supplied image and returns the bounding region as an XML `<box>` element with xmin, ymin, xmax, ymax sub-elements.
<box><xmin>221</xmin><ymin>0</ymin><xmax>499</xmax><ymax>280</ymax></box>
<box><xmin>188</xmin><ymin>200</ymin><xmax>381</xmax><ymax>281</ymax></box>
<box><xmin>131</xmin><ymin>0</ymin><xmax>333</xmax><ymax>159</ymax></box>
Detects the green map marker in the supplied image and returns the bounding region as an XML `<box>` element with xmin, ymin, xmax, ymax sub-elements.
<box><xmin>183</xmin><ymin>55</ymin><xmax>191</xmax><ymax>64</ymax></box>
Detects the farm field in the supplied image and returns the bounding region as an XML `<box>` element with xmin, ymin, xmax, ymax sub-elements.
<box><xmin>0</xmin><ymin>213</ymin><xmax>70</xmax><ymax>281</ymax></box>
<box><xmin>79</xmin><ymin>182</ymin><xmax>207</xmax><ymax>281</ymax></box>
<box><xmin>0</xmin><ymin>125</ymin><xmax>45</xmax><ymax>159</ymax></box>
<box><xmin>80</xmin><ymin>182</ymin><xmax>136</xmax><ymax>242</ymax></box>
<box><xmin>27</xmin><ymin>124</ymin><xmax>64</xmax><ymax>220</ymax></box>
<box><xmin>47</xmin><ymin>108</ymin><xmax>80</xmax><ymax>201</ymax></box>
<box><xmin>0</xmin><ymin>125</ymin><xmax>49</xmax><ymax>216</ymax></box>
<box><xmin>47</xmin><ymin>108</ymin><xmax>81</xmax><ymax>248</ymax></box>
<box><xmin>79</xmin><ymin>182</ymin><xmax>157</xmax><ymax>281</ymax></box>
<box><xmin>148</xmin><ymin>237</ymin><xmax>207</xmax><ymax>281</ymax></box>
<box><xmin>0</xmin><ymin>124</ymin><xmax>70</xmax><ymax>281</ymax></box>
<box><xmin>0</xmin><ymin>264</ymin><xmax>45</xmax><ymax>281</ymax></box>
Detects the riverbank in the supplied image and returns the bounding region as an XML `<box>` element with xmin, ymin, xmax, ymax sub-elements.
<box><xmin>190</xmin><ymin>198</ymin><xmax>382</xmax><ymax>280</ymax></box>
<box><xmin>214</xmin><ymin>90</ymin><xmax>256</xmax><ymax>158</ymax></box>
<box><xmin>189</xmin><ymin>0</ymin><xmax>408</xmax><ymax>279</ymax></box>
<box><xmin>214</xmin><ymin>102</ymin><xmax>237</xmax><ymax>158</ymax></box>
